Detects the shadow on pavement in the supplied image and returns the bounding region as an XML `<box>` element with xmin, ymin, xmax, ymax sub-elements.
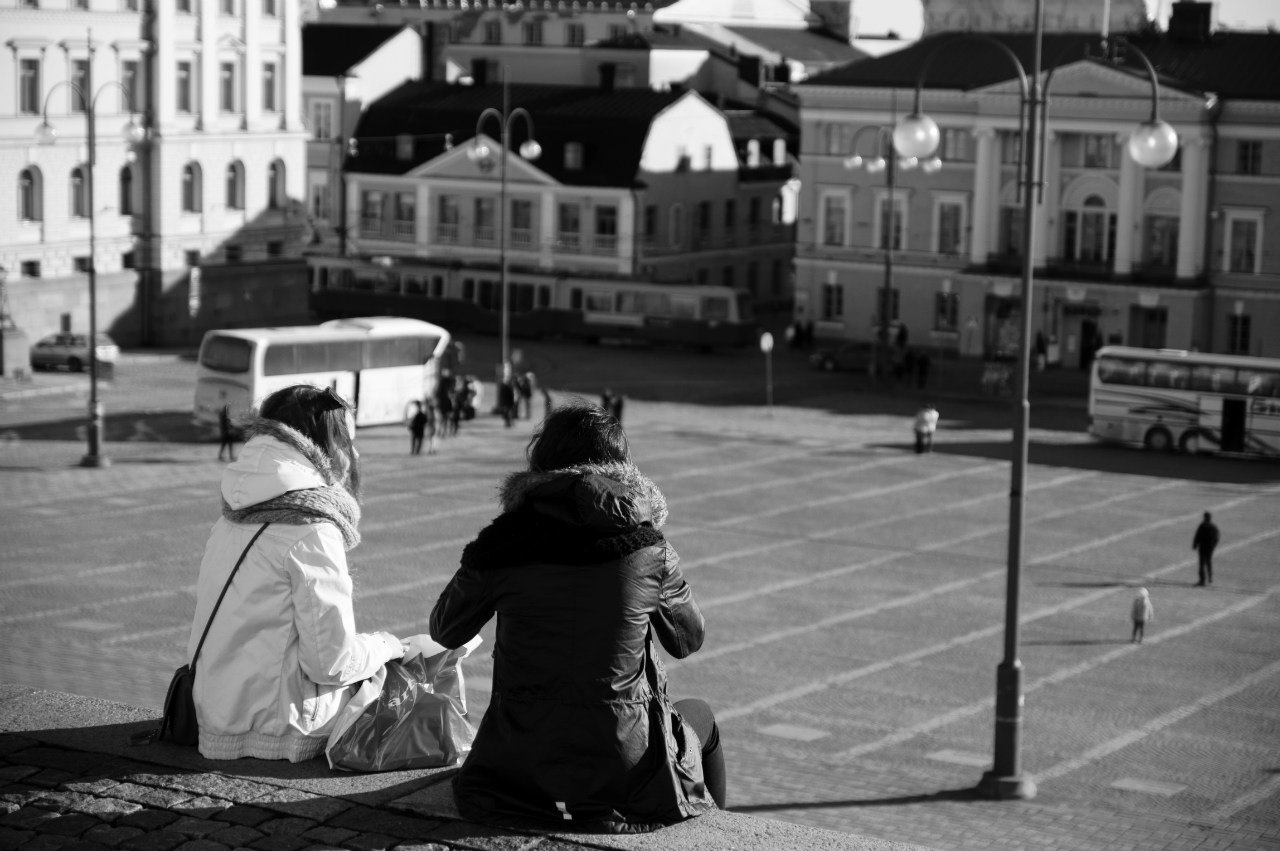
<box><xmin>730</xmin><ymin>786</ymin><xmax>981</xmax><ymax>814</ymax></box>
<box><xmin>921</xmin><ymin>438</ymin><xmax>1280</xmax><ymax>485</ymax></box>
<box><xmin>0</xmin><ymin>411</ymin><xmax>212</xmax><ymax>445</ymax></box>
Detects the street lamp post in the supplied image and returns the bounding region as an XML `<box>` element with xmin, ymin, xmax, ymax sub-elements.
<box><xmin>893</xmin><ymin>0</ymin><xmax>1178</xmax><ymax>800</ymax></box>
<box><xmin>36</xmin><ymin>35</ymin><xmax>145</xmax><ymax>468</ymax></box>
<box><xmin>843</xmin><ymin>123</ymin><xmax>941</xmax><ymax>380</ymax></box>
<box><xmin>471</xmin><ymin>68</ymin><xmax>540</xmax><ymax>376</ymax></box>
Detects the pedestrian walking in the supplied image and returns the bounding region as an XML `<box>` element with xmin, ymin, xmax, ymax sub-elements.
<box><xmin>408</xmin><ymin>401</ymin><xmax>428</xmax><ymax>455</ymax></box>
<box><xmin>913</xmin><ymin>403</ymin><xmax>939</xmax><ymax>454</ymax></box>
<box><xmin>516</xmin><ymin>371</ymin><xmax>534</xmax><ymax>419</ymax></box>
<box><xmin>1192</xmin><ymin>511</ymin><xmax>1220</xmax><ymax>586</ymax></box>
<box><xmin>1131</xmin><ymin>587</ymin><xmax>1154</xmax><ymax>643</ymax></box>
<box><xmin>436</xmin><ymin>372</ymin><xmax>455</xmax><ymax>439</ymax></box>
<box><xmin>218</xmin><ymin>404</ymin><xmax>238</xmax><ymax>462</ymax></box>
<box><xmin>498</xmin><ymin>364</ymin><xmax>517</xmax><ymax>428</ymax></box>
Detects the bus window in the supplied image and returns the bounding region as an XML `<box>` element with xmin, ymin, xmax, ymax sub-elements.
<box><xmin>201</xmin><ymin>336</ymin><xmax>253</xmax><ymax>373</ymax></box>
<box><xmin>537</xmin><ymin>285</ymin><xmax>551</xmax><ymax>309</ymax></box>
<box><xmin>1190</xmin><ymin>365</ymin><xmax>1239</xmax><ymax>393</ymax></box>
<box><xmin>1097</xmin><ymin>357</ymin><xmax>1146</xmax><ymax>386</ymax></box>
<box><xmin>1240</xmin><ymin>369</ymin><xmax>1280</xmax><ymax>397</ymax></box>
<box><xmin>366</xmin><ymin>336</ymin><xmax>421</xmax><ymax>369</ymax></box>
<box><xmin>514</xmin><ymin>283</ymin><xmax>536</xmax><ymax>313</ymax></box>
<box><xmin>1149</xmin><ymin>362</ymin><xmax>1189</xmax><ymax>389</ymax></box>
<box><xmin>463</xmin><ymin>278</ymin><xmax>476</xmax><ymax>301</ymax></box>
<box><xmin>585</xmin><ymin>291</ymin><xmax>612</xmax><ymax>312</ymax></box>
<box><xmin>702</xmin><ymin>296</ymin><xmax>730</xmax><ymax>322</ymax></box>
<box><xmin>570</xmin><ymin>288</ymin><xmax>583</xmax><ymax>311</ymax></box>
<box><xmin>264</xmin><ymin>343</ymin><xmax>297</xmax><ymax>376</ymax></box>
<box><xmin>670</xmin><ymin>296</ymin><xmax>697</xmax><ymax>319</ymax></box>
<box><xmin>478</xmin><ymin>280</ymin><xmax>495</xmax><ymax>311</ymax></box>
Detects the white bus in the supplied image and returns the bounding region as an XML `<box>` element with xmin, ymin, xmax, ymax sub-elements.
<box><xmin>1088</xmin><ymin>346</ymin><xmax>1280</xmax><ymax>456</ymax></box>
<box><xmin>194</xmin><ymin>317</ymin><xmax>451</xmax><ymax>429</ymax></box>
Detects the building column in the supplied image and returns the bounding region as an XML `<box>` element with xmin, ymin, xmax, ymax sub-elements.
<box><xmin>1176</xmin><ymin>137</ymin><xmax>1206</xmax><ymax>280</ymax></box>
<box><xmin>969</xmin><ymin>127</ymin><xmax>997</xmax><ymax>264</ymax></box>
<box><xmin>283</xmin><ymin>0</ymin><xmax>303</xmax><ymax>133</ymax></box>
<box><xmin>1033</xmin><ymin>131</ymin><xmax>1058</xmax><ymax>267</ymax></box>
<box><xmin>1114</xmin><ymin>133</ymin><xmax>1141</xmax><ymax>276</ymax></box>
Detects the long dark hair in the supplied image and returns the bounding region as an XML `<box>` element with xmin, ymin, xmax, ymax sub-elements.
<box><xmin>527</xmin><ymin>399</ymin><xmax>630</xmax><ymax>472</ymax></box>
<box><xmin>258</xmin><ymin>384</ymin><xmax>361</xmax><ymax>497</ymax></box>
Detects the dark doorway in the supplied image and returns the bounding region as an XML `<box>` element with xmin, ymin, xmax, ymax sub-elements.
<box><xmin>1080</xmin><ymin>318</ymin><xmax>1100</xmax><ymax>371</ymax></box>
<box><xmin>1128</xmin><ymin>305</ymin><xmax>1168</xmax><ymax>349</ymax></box>
<box><xmin>1221</xmin><ymin>398</ymin><xmax>1247</xmax><ymax>453</ymax></box>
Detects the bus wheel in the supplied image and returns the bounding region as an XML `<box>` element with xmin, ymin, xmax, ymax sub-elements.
<box><xmin>1179</xmin><ymin>431</ymin><xmax>1202</xmax><ymax>454</ymax></box>
<box><xmin>1144</xmin><ymin>427</ymin><xmax>1173</xmax><ymax>452</ymax></box>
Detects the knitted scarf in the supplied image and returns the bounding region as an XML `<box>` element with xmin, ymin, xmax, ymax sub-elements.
<box><xmin>221</xmin><ymin>417</ymin><xmax>362</xmax><ymax>551</ymax></box>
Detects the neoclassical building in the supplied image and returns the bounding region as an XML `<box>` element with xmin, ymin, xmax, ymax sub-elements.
<box><xmin>794</xmin><ymin>1</ymin><xmax>1280</xmax><ymax>362</ymax></box>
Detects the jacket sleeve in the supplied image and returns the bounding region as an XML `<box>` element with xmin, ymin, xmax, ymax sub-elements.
<box><xmin>288</xmin><ymin>527</ymin><xmax>401</xmax><ymax>686</ymax></box>
<box><xmin>429</xmin><ymin>565</ymin><xmax>494</xmax><ymax>649</ymax></box>
<box><xmin>651</xmin><ymin>542</ymin><xmax>705</xmax><ymax>659</ymax></box>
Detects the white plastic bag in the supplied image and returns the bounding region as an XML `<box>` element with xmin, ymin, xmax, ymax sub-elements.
<box><xmin>326</xmin><ymin>634</ymin><xmax>483</xmax><ymax>772</ymax></box>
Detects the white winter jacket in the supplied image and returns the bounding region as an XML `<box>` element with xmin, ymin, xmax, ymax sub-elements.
<box><xmin>188</xmin><ymin>432</ymin><xmax>401</xmax><ymax>762</ymax></box>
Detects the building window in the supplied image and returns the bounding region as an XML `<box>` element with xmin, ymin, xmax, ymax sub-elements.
<box><xmin>940</xmin><ymin>128</ymin><xmax>971</xmax><ymax>162</ymax></box>
<box><xmin>564</xmin><ymin>142</ymin><xmax>583</xmax><ymax>170</ymax></box>
<box><xmin>19</xmin><ymin>168</ymin><xmax>42</xmax><ymax>222</ymax></box>
<box><xmin>510</xmin><ymin>199</ymin><xmax>533</xmax><ymax>247</ymax></box>
<box><xmin>523</xmin><ymin>20</ymin><xmax>543</xmax><ymax>46</ymax></box>
<box><xmin>1226</xmin><ymin>315</ymin><xmax>1251</xmax><ymax>354</ymax></box>
<box><xmin>935</xmin><ymin>198</ymin><xmax>966</xmax><ymax>255</ymax></box>
<box><xmin>263</xmin><ymin>0</ymin><xmax>277</xmax><ymax>14</ymax></box>
<box><xmin>20</xmin><ymin>58</ymin><xmax>41</xmax><ymax>114</ymax></box>
<box><xmin>220</xmin><ymin>62</ymin><xmax>237</xmax><ymax>112</ymax></box>
<box><xmin>225</xmin><ymin>245</ymin><xmax>242</xmax><ymax>263</ymax></box>
<box><xmin>642</xmin><ymin>204</ymin><xmax>657</xmax><ymax>243</ymax></box>
<box><xmin>309</xmin><ymin>172</ymin><xmax>330</xmax><ymax>222</ymax></box>
<box><xmin>121</xmin><ymin>60</ymin><xmax>140</xmax><ymax>112</ymax></box>
<box><xmin>122</xmin><ymin>250</ymin><xmax>136</xmax><ymax>269</ymax></box>
<box><xmin>268</xmin><ymin>160</ymin><xmax>285</xmax><ymax>209</ymax></box>
<box><xmin>934</xmin><ymin>291</ymin><xmax>959</xmax><ymax>332</ymax></box>
<box><xmin>999</xmin><ymin>131</ymin><xmax>1022</xmax><ymax>165</ymax></box>
<box><xmin>267</xmin><ymin>241</ymin><xmax>284</xmax><ymax>257</ymax></box>
<box><xmin>696</xmin><ymin>201</ymin><xmax>712</xmax><ymax>237</ymax></box>
<box><xmin>435</xmin><ymin>195</ymin><xmax>458</xmax><ymax>242</ymax></box>
<box><xmin>74</xmin><ymin>256</ymin><xmax>90</xmax><ymax>272</ymax></box>
<box><xmin>311</xmin><ymin>100</ymin><xmax>334</xmax><ymax>140</ymax></box>
<box><xmin>1236</xmin><ymin>140</ymin><xmax>1262</xmax><ymax>175</ymax></box>
<box><xmin>21</xmin><ymin>261</ymin><xmax>41</xmax><ymax>278</ymax></box>
<box><xmin>1062</xmin><ymin>194</ymin><xmax>1116</xmax><ymax>265</ymax></box>
<box><xmin>177</xmin><ymin>0</ymin><xmax>192</xmax><ymax>11</ymax></box>
<box><xmin>70</xmin><ymin>166</ymin><xmax>88</xmax><ymax>218</ymax></box>
<box><xmin>566</xmin><ymin>23</ymin><xmax>585</xmax><ymax>46</ymax></box>
<box><xmin>484</xmin><ymin>20</ymin><xmax>502</xmax><ymax>44</ymax></box>
<box><xmin>595</xmin><ymin>205</ymin><xmax>617</xmax><ymax>252</ymax></box>
<box><xmin>182</xmin><ymin>163</ymin><xmax>201</xmax><ymax>212</ymax></box>
<box><xmin>724</xmin><ymin>199</ymin><xmax>736</xmax><ymax>232</ymax></box>
<box><xmin>221</xmin><ymin>0</ymin><xmax>236</xmax><ymax>14</ymax></box>
<box><xmin>1083</xmin><ymin>134</ymin><xmax>1117</xmax><ymax>169</ymax></box>
<box><xmin>558</xmin><ymin>203</ymin><xmax>581</xmax><ymax>250</ymax></box>
<box><xmin>474</xmin><ymin>197</ymin><xmax>496</xmax><ymax>242</ymax></box>
<box><xmin>608</xmin><ymin>24</ymin><xmax>627</xmax><ymax>40</ymax></box>
<box><xmin>71</xmin><ymin>59</ymin><xmax>91</xmax><ymax>113</ymax></box>
<box><xmin>748</xmin><ymin>197</ymin><xmax>761</xmax><ymax>228</ymax></box>
<box><xmin>821</xmin><ymin>281</ymin><xmax>843</xmax><ymax>320</ymax></box>
<box><xmin>998</xmin><ymin>205</ymin><xmax>1024</xmax><ymax>256</ymax></box>
<box><xmin>875</xmin><ymin>193</ymin><xmax>905</xmax><ymax>250</ymax></box>
<box><xmin>185</xmin><ymin>249</ymin><xmax>201</xmax><ymax>267</ymax></box>
<box><xmin>1224</xmin><ymin>211</ymin><xmax>1262</xmax><ymax>274</ymax></box>
<box><xmin>821</xmin><ymin>195</ymin><xmax>846</xmax><ymax>246</ymax></box>
<box><xmin>722</xmin><ymin>267</ymin><xmax>734</xmax><ymax>288</ymax></box>
<box><xmin>176</xmin><ymin>61</ymin><xmax>193</xmax><ymax>113</ymax></box>
<box><xmin>670</xmin><ymin>203</ymin><xmax>685</xmax><ymax>248</ymax></box>
<box><xmin>225</xmin><ymin>161</ymin><xmax>244</xmax><ymax>209</ymax></box>
<box><xmin>119</xmin><ymin>166</ymin><xmax>133</xmax><ymax>215</ymax></box>
<box><xmin>262</xmin><ymin>61</ymin><xmax>277</xmax><ymax>111</ymax></box>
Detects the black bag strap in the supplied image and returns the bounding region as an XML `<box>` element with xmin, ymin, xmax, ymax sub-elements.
<box><xmin>190</xmin><ymin>522</ymin><xmax>270</xmax><ymax>673</ymax></box>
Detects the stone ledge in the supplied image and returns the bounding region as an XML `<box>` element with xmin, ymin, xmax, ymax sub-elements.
<box><xmin>0</xmin><ymin>685</ymin><xmax>935</xmax><ymax>851</ymax></box>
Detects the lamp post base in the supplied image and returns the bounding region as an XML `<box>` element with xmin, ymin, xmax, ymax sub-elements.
<box><xmin>80</xmin><ymin>453</ymin><xmax>111</xmax><ymax>468</ymax></box>
<box><xmin>976</xmin><ymin>770</ymin><xmax>1037</xmax><ymax>800</ymax></box>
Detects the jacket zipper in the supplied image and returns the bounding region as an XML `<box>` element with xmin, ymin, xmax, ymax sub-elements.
<box><xmin>309</xmin><ymin>681</ymin><xmax>320</xmax><ymax>725</ymax></box>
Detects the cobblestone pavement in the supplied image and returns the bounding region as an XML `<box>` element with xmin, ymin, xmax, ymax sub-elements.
<box><xmin>1</xmin><ymin>342</ymin><xmax>1278</xmax><ymax>851</ymax></box>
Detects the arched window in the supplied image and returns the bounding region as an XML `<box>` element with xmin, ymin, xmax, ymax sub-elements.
<box><xmin>119</xmin><ymin>166</ymin><xmax>134</xmax><ymax>216</ymax></box>
<box><xmin>71</xmin><ymin>166</ymin><xmax>88</xmax><ymax>218</ymax></box>
<box><xmin>267</xmin><ymin>159</ymin><xmax>284</xmax><ymax>209</ymax></box>
<box><xmin>182</xmin><ymin>162</ymin><xmax>202</xmax><ymax>212</ymax></box>
<box><xmin>225</xmin><ymin>160</ymin><xmax>244</xmax><ymax>210</ymax></box>
<box><xmin>19</xmin><ymin>167</ymin><xmax>43</xmax><ymax>222</ymax></box>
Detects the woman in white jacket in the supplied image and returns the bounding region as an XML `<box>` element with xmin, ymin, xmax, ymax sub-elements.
<box><xmin>189</xmin><ymin>384</ymin><xmax>406</xmax><ymax>762</ymax></box>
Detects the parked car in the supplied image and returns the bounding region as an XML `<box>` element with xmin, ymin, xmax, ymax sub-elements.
<box><xmin>29</xmin><ymin>333</ymin><xmax>119</xmax><ymax>373</ymax></box>
<box><xmin>809</xmin><ymin>341</ymin><xmax>875</xmax><ymax>373</ymax></box>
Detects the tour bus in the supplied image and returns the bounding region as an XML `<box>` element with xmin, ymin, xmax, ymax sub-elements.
<box><xmin>1088</xmin><ymin>346</ymin><xmax>1280</xmax><ymax>456</ymax></box>
<box><xmin>193</xmin><ymin>317</ymin><xmax>451</xmax><ymax>429</ymax></box>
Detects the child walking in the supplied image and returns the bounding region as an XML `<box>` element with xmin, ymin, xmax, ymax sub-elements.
<box><xmin>1131</xmin><ymin>587</ymin><xmax>1154</xmax><ymax>644</ymax></box>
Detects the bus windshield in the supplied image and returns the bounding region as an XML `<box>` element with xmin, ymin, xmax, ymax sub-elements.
<box><xmin>201</xmin><ymin>336</ymin><xmax>253</xmax><ymax>373</ymax></box>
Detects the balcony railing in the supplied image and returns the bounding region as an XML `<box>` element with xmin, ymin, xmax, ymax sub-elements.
<box><xmin>435</xmin><ymin>223</ymin><xmax>459</xmax><ymax>244</ymax></box>
<box><xmin>510</xmin><ymin>227</ymin><xmax>534</xmax><ymax>249</ymax></box>
<box><xmin>391</xmin><ymin>219</ymin><xmax>414</xmax><ymax>241</ymax></box>
<box><xmin>474</xmin><ymin>224</ymin><xmax>496</xmax><ymax>244</ymax></box>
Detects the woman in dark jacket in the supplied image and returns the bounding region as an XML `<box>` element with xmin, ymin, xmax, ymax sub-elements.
<box><xmin>429</xmin><ymin>401</ymin><xmax>724</xmax><ymax>832</ymax></box>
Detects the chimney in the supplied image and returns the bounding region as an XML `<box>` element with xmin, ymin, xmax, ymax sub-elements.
<box><xmin>1168</xmin><ymin>1</ymin><xmax>1213</xmax><ymax>43</ymax></box>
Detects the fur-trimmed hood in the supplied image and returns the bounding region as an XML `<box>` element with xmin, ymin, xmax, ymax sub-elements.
<box><xmin>462</xmin><ymin>462</ymin><xmax>668</xmax><ymax>571</ymax></box>
<box><xmin>498</xmin><ymin>461</ymin><xmax>668</xmax><ymax>530</ymax></box>
<box><xmin>219</xmin><ymin>416</ymin><xmax>361</xmax><ymax>550</ymax></box>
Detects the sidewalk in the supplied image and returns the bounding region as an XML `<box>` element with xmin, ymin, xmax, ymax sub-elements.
<box><xmin>0</xmin><ymin>685</ymin><xmax>932</xmax><ymax>851</ymax></box>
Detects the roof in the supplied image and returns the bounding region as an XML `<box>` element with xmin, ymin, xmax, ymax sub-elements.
<box><xmin>725</xmin><ymin>25</ymin><xmax>869</xmax><ymax>65</ymax></box>
<box><xmin>350</xmin><ymin>82</ymin><xmax>691</xmax><ymax>186</ymax></box>
<box><xmin>805</xmin><ymin>30</ymin><xmax>1280</xmax><ymax>100</ymax></box>
<box><xmin>301</xmin><ymin>24</ymin><xmax>410</xmax><ymax>77</ymax></box>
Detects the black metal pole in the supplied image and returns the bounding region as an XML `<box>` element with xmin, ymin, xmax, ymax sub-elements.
<box><xmin>82</xmin><ymin>77</ymin><xmax>108</xmax><ymax>468</ymax></box>
<box><xmin>978</xmin><ymin>0</ymin><xmax>1042</xmax><ymax>800</ymax></box>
